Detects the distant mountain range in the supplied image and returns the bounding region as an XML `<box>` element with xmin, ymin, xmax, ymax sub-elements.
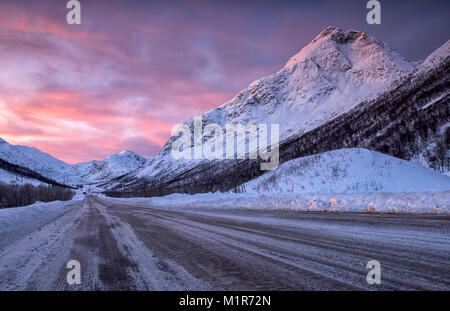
<box><xmin>0</xmin><ymin>137</ymin><xmax>149</xmax><ymax>186</ymax></box>
<box><xmin>73</xmin><ymin>151</ymin><xmax>149</xmax><ymax>183</ymax></box>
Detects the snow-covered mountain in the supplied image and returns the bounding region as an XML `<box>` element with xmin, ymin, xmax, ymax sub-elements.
<box><xmin>106</xmin><ymin>28</ymin><xmax>448</xmax><ymax>196</ymax></box>
<box><xmin>0</xmin><ymin>138</ymin><xmax>149</xmax><ymax>185</ymax></box>
<box><xmin>243</xmin><ymin>148</ymin><xmax>450</xmax><ymax>194</ymax></box>
<box><xmin>74</xmin><ymin>151</ymin><xmax>148</xmax><ymax>182</ymax></box>
<box><xmin>106</xmin><ymin>27</ymin><xmax>419</xmax><ymax>192</ymax></box>
<box><xmin>159</xmin><ymin>26</ymin><xmax>413</xmax><ymax>155</ymax></box>
<box><xmin>0</xmin><ymin>138</ymin><xmax>81</xmax><ymax>185</ymax></box>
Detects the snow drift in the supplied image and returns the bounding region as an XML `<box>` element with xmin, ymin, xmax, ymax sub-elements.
<box><xmin>243</xmin><ymin>148</ymin><xmax>450</xmax><ymax>194</ymax></box>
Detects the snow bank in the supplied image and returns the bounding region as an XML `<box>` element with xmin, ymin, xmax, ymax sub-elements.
<box><xmin>106</xmin><ymin>190</ymin><xmax>449</xmax><ymax>214</ymax></box>
<box><xmin>0</xmin><ymin>200</ymin><xmax>80</xmax><ymax>249</ymax></box>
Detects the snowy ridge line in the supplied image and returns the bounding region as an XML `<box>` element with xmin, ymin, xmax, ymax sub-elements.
<box><xmin>74</xmin><ymin>151</ymin><xmax>149</xmax><ymax>183</ymax></box>
<box><xmin>159</xmin><ymin>26</ymin><xmax>414</xmax><ymax>155</ymax></box>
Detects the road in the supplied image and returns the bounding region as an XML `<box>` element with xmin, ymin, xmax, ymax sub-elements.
<box><xmin>0</xmin><ymin>195</ymin><xmax>449</xmax><ymax>290</ymax></box>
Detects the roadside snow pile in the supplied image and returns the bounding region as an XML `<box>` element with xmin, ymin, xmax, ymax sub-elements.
<box><xmin>244</xmin><ymin>149</ymin><xmax>450</xmax><ymax>193</ymax></box>
<box><xmin>106</xmin><ymin>190</ymin><xmax>450</xmax><ymax>214</ymax></box>
<box><xmin>0</xmin><ymin>200</ymin><xmax>79</xmax><ymax>249</ymax></box>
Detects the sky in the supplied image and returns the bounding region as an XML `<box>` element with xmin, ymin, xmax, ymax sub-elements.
<box><xmin>0</xmin><ymin>0</ymin><xmax>448</xmax><ymax>163</ymax></box>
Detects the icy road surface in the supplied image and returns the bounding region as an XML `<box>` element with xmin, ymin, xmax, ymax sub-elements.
<box><xmin>0</xmin><ymin>195</ymin><xmax>449</xmax><ymax>290</ymax></box>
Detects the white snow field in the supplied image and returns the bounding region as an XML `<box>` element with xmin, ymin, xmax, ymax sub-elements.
<box><xmin>243</xmin><ymin>148</ymin><xmax>450</xmax><ymax>194</ymax></box>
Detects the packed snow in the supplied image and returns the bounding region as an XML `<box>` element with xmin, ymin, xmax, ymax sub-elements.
<box><xmin>0</xmin><ymin>199</ymin><xmax>80</xmax><ymax>249</ymax></box>
<box><xmin>0</xmin><ymin>138</ymin><xmax>82</xmax><ymax>185</ymax></box>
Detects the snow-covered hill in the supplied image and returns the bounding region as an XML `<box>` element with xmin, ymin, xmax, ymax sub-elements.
<box><xmin>74</xmin><ymin>151</ymin><xmax>148</xmax><ymax>182</ymax></box>
<box><xmin>0</xmin><ymin>138</ymin><xmax>81</xmax><ymax>185</ymax></box>
<box><xmin>243</xmin><ymin>149</ymin><xmax>450</xmax><ymax>194</ymax></box>
<box><xmin>0</xmin><ymin>138</ymin><xmax>148</xmax><ymax>185</ymax></box>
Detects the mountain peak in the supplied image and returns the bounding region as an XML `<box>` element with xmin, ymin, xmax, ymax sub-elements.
<box><xmin>73</xmin><ymin>150</ymin><xmax>148</xmax><ymax>182</ymax></box>
<box><xmin>285</xmin><ymin>27</ymin><xmax>388</xmax><ymax>68</ymax></box>
<box><xmin>311</xmin><ymin>26</ymin><xmax>371</xmax><ymax>45</ymax></box>
<box><xmin>311</xmin><ymin>26</ymin><xmax>344</xmax><ymax>42</ymax></box>
<box><xmin>0</xmin><ymin>137</ymin><xmax>8</xmax><ymax>144</ymax></box>
<box><xmin>118</xmin><ymin>150</ymin><xmax>135</xmax><ymax>156</ymax></box>
<box><xmin>105</xmin><ymin>150</ymin><xmax>137</xmax><ymax>161</ymax></box>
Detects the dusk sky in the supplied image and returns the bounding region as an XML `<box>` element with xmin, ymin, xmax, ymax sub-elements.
<box><xmin>0</xmin><ymin>0</ymin><xmax>448</xmax><ymax>163</ymax></box>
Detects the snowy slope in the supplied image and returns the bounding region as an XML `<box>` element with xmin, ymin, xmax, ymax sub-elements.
<box><xmin>0</xmin><ymin>138</ymin><xmax>148</xmax><ymax>185</ymax></box>
<box><xmin>0</xmin><ymin>168</ymin><xmax>45</xmax><ymax>186</ymax></box>
<box><xmin>243</xmin><ymin>149</ymin><xmax>450</xmax><ymax>194</ymax></box>
<box><xmin>0</xmin><ymin>138</ymin><xmax>81</xmax><ymax>185</ymax></box>
<box><xmin>74</xmin><ymin>150</ymin><xmax>148</xmax><ymax>182</ymax></box>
